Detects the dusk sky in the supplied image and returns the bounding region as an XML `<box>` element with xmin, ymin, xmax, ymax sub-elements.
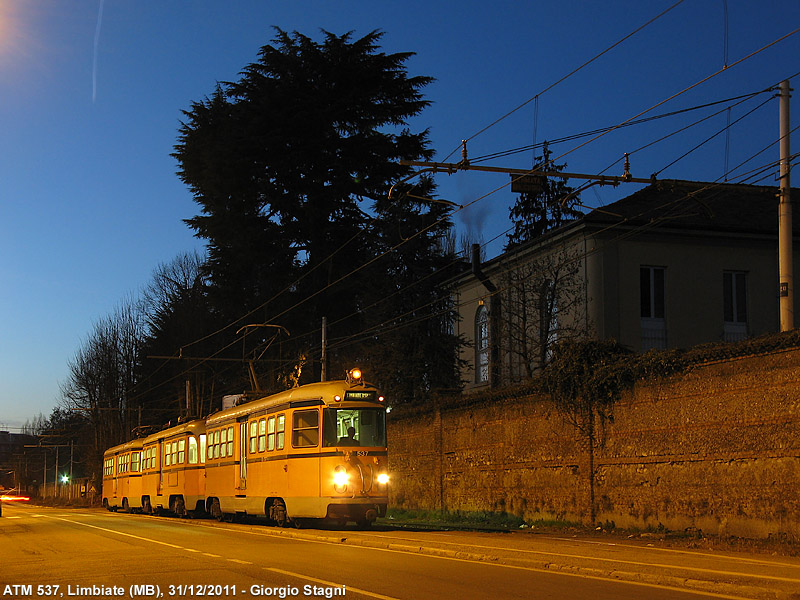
<box><xmin>1</xmin><ymin>1</ymin><xmax>799</xmax><ymax>429</ymax></box>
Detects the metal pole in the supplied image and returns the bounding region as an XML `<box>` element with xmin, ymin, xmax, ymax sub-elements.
<box><xmin>779</xmin><ymin>80</ymin><xmax>793</xmax><ymax>331</ymax></box>
<box><xmin>321</xmin><ymin>317</ymin><xmax>327</xmax><ymax>382</ymax></box>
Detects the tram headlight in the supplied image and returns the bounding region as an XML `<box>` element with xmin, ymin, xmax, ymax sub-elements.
<box><xmin>333</xmin><ymin>466</ymin><xmax>349</xmax><ymax>491</ymax></box>
<box><xmin>377</xmin><ymin>473</ymin><xmax>390</xmax><ymax>485</ymax></box>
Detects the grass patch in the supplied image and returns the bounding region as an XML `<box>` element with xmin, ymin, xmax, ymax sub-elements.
<box><xmin>383</xmin><ymin>508</ymin><xmax>566</xmax><ymax>530</ymax></box>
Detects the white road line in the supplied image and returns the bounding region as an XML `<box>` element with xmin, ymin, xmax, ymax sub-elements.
<box><xmin>266</xmin><ymin>567</ymin><xmax>400</xmax><ymax>600</ymax></box>
<box><xmin>227</xmin><ymin>558</ymin><xmax>252</xmax><ymax>565</ymax></box>
<box><xmin>43</xmin><ymin>514</ymin><xmax>186</xmax><ymax>550</ymax></box>
<box><xmin>364</xmin><ymin>531</ymin><xmax>800</xmax><ymax>570</ymax></box>
<box><xmin>356</xmin><ymin>532</ymin><xmax>800</xmax><ymax>583</ymax></box>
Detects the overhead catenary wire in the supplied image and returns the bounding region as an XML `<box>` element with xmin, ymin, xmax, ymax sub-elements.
<box><xmin>469</xmin><ymin>90</ymin><xmax>771</xmax><ymax>164</ymax></box>
<box><xmin>442</xmin><ymin>0</ymin><xmax>687</xmax><ymax>161</ymax></box>
<box><xmin>329</xmin><ymin>130</ymin><xmax>800</xmax><ymax>360</ymax></box>
<box><xmin>128</xmin><ymin>32</ymin><xmax>800</xmax><ymax>403</ymax></box>
<box><xmin>160</xmin><ymin>30</ymin><xmax>799</xmax><ymax>369</ymax></box>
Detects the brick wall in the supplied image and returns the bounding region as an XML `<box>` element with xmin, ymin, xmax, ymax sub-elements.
<box><xmin>387</xmin><ymin>348</ymin><xmax>800</xmax><ymax>539</ymax></box>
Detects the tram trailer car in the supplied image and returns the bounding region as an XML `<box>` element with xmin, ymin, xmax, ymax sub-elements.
<box><xmin>204</xmin><ymin>371</ymin><xmax>389</xmax><ymax>526</ymax></box>
<box><xmin>102</xmin><ymin>439</ymin><xmax>144</xmax><ymax>512</ymax></box>
<box><xmin>140</xmin><ymin>419</ymin><xmax>207</xmax><ymax>516</ymax></box>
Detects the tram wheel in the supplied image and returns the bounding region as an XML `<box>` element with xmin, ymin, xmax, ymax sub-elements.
<box><xmin>271</xmin><ymin>499</ymin><xmax>288</xmax><ymax>527</ymax></box>
<box><xmin>172</xmin><ymin>496</ymin><xmax>187</xmax><ymax>518</ymax></box>
<box><xmin>122</xmin><ymin>498</ymin><xmax>130</xmax><ymax>513</ymax></box>
<box><xmin>210</xmin><ymin>498</ymin><xmax>223</xmax><ymax>522</ymax></box>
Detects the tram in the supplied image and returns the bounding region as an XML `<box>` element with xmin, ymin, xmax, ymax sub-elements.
<box><xmin>101</xmin><ymin>438</ymin><xmax>144</xmax><ymax>512</ymax></box>
<box><xmin>140</xmin><ymin>419</ymin><xmax>206</xmax><ymax>516</ymax></box>
<box><xmin>101</xmin><ymin>369</ymin><xmax>390</xmax><ymax>527</ymax></box>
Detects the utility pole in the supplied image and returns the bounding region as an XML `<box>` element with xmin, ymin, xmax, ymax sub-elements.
<box><xmin>779</xmin><ymin>80</ymin><xmax>793</xmax><ymax>331</ymax></box>
<box><xmin>321</xmin><ymin>317</ymin><xmax>327</xmax><ymax>382</ymax></box>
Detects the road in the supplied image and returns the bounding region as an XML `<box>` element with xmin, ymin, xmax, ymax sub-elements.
<box><xmin>2</xmin><ymin>503</ymin><xmax>798</xmax><ymax>600</ymax></box>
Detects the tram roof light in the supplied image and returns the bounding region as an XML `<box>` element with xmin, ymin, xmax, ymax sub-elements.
<box><xmin>347</xmin><ymin>368</ymin><xmax>363</xmax><ymax>384</ymax></box>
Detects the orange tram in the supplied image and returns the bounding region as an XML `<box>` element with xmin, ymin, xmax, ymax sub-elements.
<box><xmin>102</xmin><ymin>370</ymin><xmax>389</xmax><ymax>527</ymax></box>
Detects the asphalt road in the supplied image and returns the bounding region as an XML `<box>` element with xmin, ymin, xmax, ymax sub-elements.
<box><xmin>1</xmin><ymin>503</ymin><xmax>797</xmax><ymax>600</ymax></box>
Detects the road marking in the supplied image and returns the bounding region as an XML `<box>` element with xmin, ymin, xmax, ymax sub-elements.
<box><xmin>258</xmin><ymin>533</ymin><xmax>756</xmax><ymax>600</ymax></box>
<box><xmin>227</xmin><ymin>558</ymin><xmax>252</xmax><ymax>565</ymax></box>
<box><xmin>266</xmin><ymin>568</ymin><xmax>400</xmax><ymax>600</ymax></box>
<box><xmin>2</xmin><ymin>516</ymin><xmax>21</xmax><ymax>519</ymax></box>
<box><xmin>545</xmin><ymin>536</ymin><xmax>800</xmax><ymax>569</ymax></box>
<box><xmin>43</xmin><ymin>514</ymin><xmax>186</xmax><ymax>550</ymax></box>
<box><xmin>203</xmin><ymin>553</ymin><xmax>222</xmax><ymax>558</ymax></box>
<box><xmin>357</xmin><ymin>532</ymin><xmax>800</xmax><ymax>584</ymax></box>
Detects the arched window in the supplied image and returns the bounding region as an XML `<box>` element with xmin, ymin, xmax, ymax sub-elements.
<box><xmin>475</xmin><ymin>304</ymin><xmax>489</xmax><ymax>383</ymax></box>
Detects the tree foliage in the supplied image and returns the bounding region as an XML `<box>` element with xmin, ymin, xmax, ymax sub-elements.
<box><xmin>506</xmin><ymin>144</ymin><xmax>582</xmax><ymax>249</ymax></box>
<box><xmin>172</xmin><ymin>28</ymin><xmax>458</xmax><ymax>400</ymax></box>
<box><xmin>59</xmin><ymin>298</ymin><xmax>144</xmax><ymax>455</ymax></box>
<box><xmin>542</xmin><ymin>339</ymin><xmax>634</xmax><ymax>523</ymax></box>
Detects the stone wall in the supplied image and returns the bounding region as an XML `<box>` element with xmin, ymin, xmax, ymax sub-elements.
<box><xmin>387</xmin><ymin>348</ymin><xmax>800</xmax><ymax>539</ymax></box>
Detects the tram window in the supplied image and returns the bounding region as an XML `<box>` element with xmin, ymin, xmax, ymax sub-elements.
<box><xmin>259</xmin><ymin>419</ymin><xmax>267</xmax><ymax>452</ymax></box>
<box><xmin>292</xmin><ymin>410</ymin><xmax>319</xmax><ymax>448</ymax></box>
<box><xmin>322</xmin><ymin>408</ymin><xmax>387</xmax><ymax>448</ymax></box>
<box><xmin>131</xmin><ymin>451</ymin><xmax>140</xmax><ymax>472</ymax></box>
<box><xmin>276</xmin><ymin>414</ymin><xmax>285</xmax><ymax>450</ymax></box>
<box><xmin>227</xmin><ymin>426</ymin><xmax>234</xmax><ymax>457</ymax></box>
<box><xmin>178</xmin><ymin>439</ymin><xmax>186</xmax><ymax>464</ymax></box>
<box><xmin>220</xmin><ymin>428</ymin><xmax>227</xmax><ymax>458</ymax></box>
<box><xmin>249</xmin><ymin>421</ymin><xmax>258</xmax><ymax>454</ymax></box>
<box><xmin>188</xmin><ymin>437</ymin><xmax>198</xmax><ymax>465</ymax></box>
<box><xmin>199</xmin><ymin>434</ymin><xmax>207</xmax><ymax>464</ymax></box>
<box><xmin>171</xmin><ymin>441</ymin><xmax>178</xmax><ymax>465</ymax></box>
<box><xmin>266</xmin><ymin>417</ymin><xmax>275</xmax><ymax>451</ymax></box>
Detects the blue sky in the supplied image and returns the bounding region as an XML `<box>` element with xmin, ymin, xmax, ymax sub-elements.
<box><xmin>1</xmin><ymin>0</ymin><xmax>798</xmax><ymax>429</ymax></box>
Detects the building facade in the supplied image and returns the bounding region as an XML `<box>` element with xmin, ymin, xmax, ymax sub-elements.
<box><xmin>451</xmin><ymin>180</ymin><xmax>800</xmax><ymax>390</ymax></box>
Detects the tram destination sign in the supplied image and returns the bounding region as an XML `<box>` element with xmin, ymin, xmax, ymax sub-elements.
<box><xmin>344</xmin><ymin>390</ymin><xmax>377</xmax><ymax>402</ymax></box>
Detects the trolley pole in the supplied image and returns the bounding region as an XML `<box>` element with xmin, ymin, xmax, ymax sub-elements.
<box><xmin>779</xmin><ymin>80</ymin><xmax>793</xmax><ymax>331</ymax></box>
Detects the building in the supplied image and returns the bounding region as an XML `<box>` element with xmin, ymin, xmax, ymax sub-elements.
<box><xmin>451</xmin><ymin>180</ymin><xmax>800</xmax><ymax>390</ymax></box>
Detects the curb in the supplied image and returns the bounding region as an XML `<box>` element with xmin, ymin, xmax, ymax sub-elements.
<box><xmin>145</xmin><ymin>515</ymin><xmax>799</xmax><ymax>600</ymax></box>
<box><xmin>251</xmin><ymin>527</ymin><xmax>789</xmax><ymax>600</ymax></box>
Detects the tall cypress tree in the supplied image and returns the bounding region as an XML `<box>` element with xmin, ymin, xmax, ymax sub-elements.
<box><xmin>173</xmin><ymin>29</ymin><xmax>439</xmax><ymax>390</ymax></box>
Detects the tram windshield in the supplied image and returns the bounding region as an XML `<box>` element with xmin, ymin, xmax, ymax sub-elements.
<box><xmin>322</xmin><ymin>407</ymin><xmax>386</xmax><ymax>448</ymax></box>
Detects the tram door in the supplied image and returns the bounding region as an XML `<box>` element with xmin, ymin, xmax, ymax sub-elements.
<box><xmin>236</xmin><ymin>421</ymin><xmax>247</xmax><ymax>491</ymax></box>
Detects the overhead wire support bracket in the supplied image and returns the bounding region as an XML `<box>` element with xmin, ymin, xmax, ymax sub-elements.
<box><xmin>398</xmin><ymin>158</ymin><xmax>655</xmax><ymax>186</ymax></box>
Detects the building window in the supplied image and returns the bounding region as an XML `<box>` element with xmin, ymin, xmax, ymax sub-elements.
<box><xmin>475</xmin><ymin>304</ymin><xmax>489</xmax><ymax>383</ymax></box>
<box><xmin>723</xmin><ymin>271</ymin><xmax>748</xmax><ymax>341</ymax></box>
<box><xmin>640</xmin><ymin>266</ymin><xmax>666</xmax><ymax>350</ymax></box>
